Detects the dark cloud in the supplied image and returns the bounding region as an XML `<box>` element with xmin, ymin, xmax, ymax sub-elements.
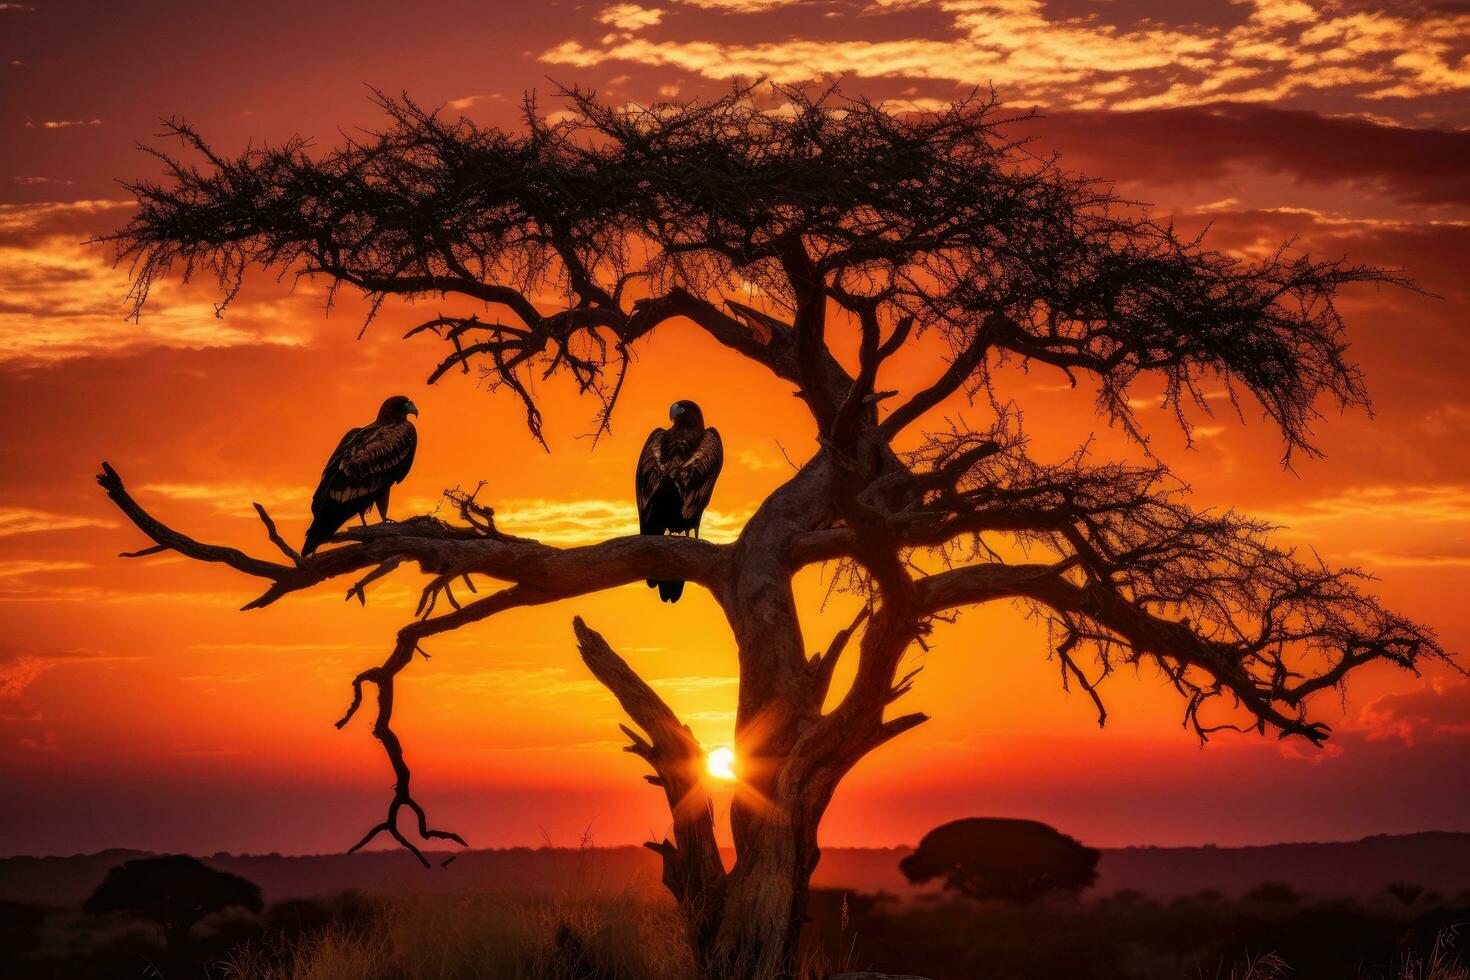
<box><xmin>1037</xmin><ymin>104</ymin><xmax>1470</xmax><ymax>207</ymax></box>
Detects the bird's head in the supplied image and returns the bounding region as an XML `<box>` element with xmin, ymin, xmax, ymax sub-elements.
<box><xmin>668</xmin><ymin>399</ymin><xmax>704</xmax><ymax>430</ymax></box>
<box><xmin>378</xmin><ymin>395</ymin><xmax>420</xmax><ymax>422</ymax></box>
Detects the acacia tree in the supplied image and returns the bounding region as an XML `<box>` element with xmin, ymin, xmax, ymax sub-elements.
<box><xmin>85</xmin><ymin>855</ymin><xmax>263</xmax><ymax>950</ymax></box>
<box><xmin>898</xmin><ymin>818</ymin><xmax>1099</xmax><ymax>904</ymax></box>
<box><xmin>97</xmin><ymin>86</ymin><xmax>1451</xmax><ymax>979</ymax></box>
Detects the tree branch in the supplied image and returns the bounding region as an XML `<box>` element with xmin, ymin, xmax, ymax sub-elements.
<box><xmin>573</xmin><ymin>617</ymin><xmax>725</xmax><ymax>904</ymax></box>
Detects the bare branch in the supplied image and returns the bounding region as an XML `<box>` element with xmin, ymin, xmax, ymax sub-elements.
<box><xmin>99</xmin><ymin>462</ymin><xmax>288</xmax><ymax>582</ymax></box>
<box><xmin>573</xmin><ymin>617</ymin><xmax>725</xmax><ymax>904</ymax></box>
<box><xmin>253</xmin><ymin>502</ymin><xmax>301</xmax><ymax>566</ymax></box>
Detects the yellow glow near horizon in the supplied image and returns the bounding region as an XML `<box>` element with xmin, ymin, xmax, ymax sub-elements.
<box><xmin>706</xmin><ymin>746</ymin><xmax>737</xmax><ymax>781</ymax></box>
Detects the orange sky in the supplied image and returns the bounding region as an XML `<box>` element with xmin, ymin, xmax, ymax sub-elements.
<box><xmin>2</xmin><ymin>0</ymin><xmax>1468</xmax><ymax>857</ymax></box>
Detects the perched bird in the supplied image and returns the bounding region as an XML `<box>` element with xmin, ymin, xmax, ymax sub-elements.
<box><xmin>636</xmin><ymin>399</ymin><xmax>724</xmax><ymax>603</ymax></box>
<box><xmin>301</xmin><ymin>395</ymin><xmax>419</xmax><ymax>556</ymax></box>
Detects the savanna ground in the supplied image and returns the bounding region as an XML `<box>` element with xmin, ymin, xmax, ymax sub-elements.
<box><xmin>5</xmin><ymin>873</ymin><xmax>1467</xmax><ymax>980</ymax></box>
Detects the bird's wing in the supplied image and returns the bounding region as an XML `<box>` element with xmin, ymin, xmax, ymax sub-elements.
<box><xmin>312</xmin><ymin>427</ymin><xmax>362</xmax><ymax>508</ymax></box>
<box><xmin>320</xmin><ymin>422</ymin><xmax>417</xmax><ymax>504</ymax></box>
<box><xmin>636</xmin><ymin>428</ymin><xmax>666</xmax><ymax>524</ymax></box>
<box><xmin>678</xmin><ymin>427</ymin><xmax>724</xmax><ymax>522</ymax></box>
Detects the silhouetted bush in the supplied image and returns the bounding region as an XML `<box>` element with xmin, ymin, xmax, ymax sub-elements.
<box><xmin>84</xmin><ymin>854</ymin><xmax>262</xmax><ymax>950</ymax></box>
<box><xmin>899</xmin><ymin>818</ymin><xmax>1100</xmax><ymax>904</ymax></box>
<box><xmin>1244</xmin><ymin>882</ymin><xmax>1303</xmax><ymax>905</ymax></box>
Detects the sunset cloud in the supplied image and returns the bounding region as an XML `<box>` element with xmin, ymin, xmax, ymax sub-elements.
<box><xmin>1355</xmin><ymin>680</ymin><xmax>1470</xmax><ymax>747</ymax></box>
<box><xmin>1261</xmin><ymin>484</ymin><xmax>1470</xmax><ymax>527</ymax></box>
<box><xmin>493</xmin><ymin>497</ymin><xmax>750</xmax><ymax>544</ymax></box>
<box><xmin>25</xmin><ymin>118</ymin><xmax>102</xmax><ymax>129</ymax></box>
<box><xmin>447</xmin><ymin>93</ymin><xmax>504</xmax><ymax>111</ymax></box>
<box><xmin>425</xmin><ymin>664</ymin><xmax>606</xmax><ymax>702</ymax></box>
<box><xmin>138</xmin><ymin>482</ymin><xmax>309</xmax><ymax>519</ymax></box>
<box><xmin>0</xmin><ymin>650</ymin><xmax>139</xmax><ymax>699</ymax></box>
<box><xmin>0</xmin><ymin>507</ymin><xmax>116</xmax><ymax>537</ymax></box>
<box><xmin>544</xmin><ymin>0</ymin><xmax>1470</xmax><ymax>121</ymax></box>
<box><xmin>673</xmin><ymin>0</ymin><xmax>804</xmax><ymax>9</ymax></box>
<box><xmin>0</xmin><ymin>207</ymin><xmax>316</xmax><ymax>363</ymax></box>
<box><xmin>0</xmin><ymin>198</ymin><xmax>131</xmax><ymax>233</ymax></box>
<box><xmin>598</xmin><ymin>3</ymin><xmax>664</xmax><ymax>30</ymax></box>
<box><xmin>0</xmin><ymin>559</ymin><xmax>91</xmax><ymax>579</ymax></box>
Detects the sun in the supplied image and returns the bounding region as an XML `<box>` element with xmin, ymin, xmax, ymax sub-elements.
<box><xmin>706</xmin><ymin>745</ymin><xmax>738</xmax><ymax>781</ymax></box>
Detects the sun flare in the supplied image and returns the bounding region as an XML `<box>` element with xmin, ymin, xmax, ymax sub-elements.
<box><xmin>706</xmin><ymin>746</ymin><xmax>737</xmax><ymax>781</ymax></box>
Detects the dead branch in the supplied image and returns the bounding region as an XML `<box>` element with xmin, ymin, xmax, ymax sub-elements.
<box><xmin>574</xmin><ymin>617</ymin><xmax>725</xmax><ymax>904</ymax></box>
<box><xmin>253</xmin><ymin>502</ymin><xmax>301</xmax><ymax>565</ymax></box>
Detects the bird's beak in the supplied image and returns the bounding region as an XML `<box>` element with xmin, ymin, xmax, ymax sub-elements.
<box><xmin>669</xmin><ymin>403</ymin><xmax>684</xmax><ymax>420</ymax></box>
<box><xmin>406</xmin><ymin>401</ymin><xmax>420</xmax><ymax>417</ymax></box>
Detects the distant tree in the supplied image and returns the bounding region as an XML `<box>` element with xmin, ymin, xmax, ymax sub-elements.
<box><xmin>899</xmin><ymin>818</ymin><xmax>1100</xmax><ymax>904</ymax></box>
<box><xmin>84</xmin><ymin>855</ymin><xmax>262</xmax><ymax>950</ymax></box>
<box><xmin>1383</xmin><ymin>882</ymin><xmax>1425</xmax><ymax>906</ymax></box>
<box><xmin>95</xmin><ymin>83</ymin><xmax>1453</xmax><ymax>979</ymax></box>
<box><xmin>1243</xmin><ymin>882</ymin><xmax>1302</xmax><ymax>905</ymax></box>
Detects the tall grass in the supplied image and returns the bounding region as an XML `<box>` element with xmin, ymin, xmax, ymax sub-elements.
<box><xmin>1211</xmin><ymin>930</ymin><xmax>1469</xmax><ymax>980</ymax></box>
<box><xmin>222</xmin><ymin>892</ymin><xmax>698</xmax><ymax>980</ymax></box>
<box><xmin>1394</xmin><ymin>929</ymin><xmax>1470</xmax><ymax>980</ymax></box>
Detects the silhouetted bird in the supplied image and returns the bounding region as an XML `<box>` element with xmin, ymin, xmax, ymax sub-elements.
<box><xmin>636</xmin><ymin>399</ymin><xmax>723</xmax><ymax>602</ymax></box>
<box><xmin>301</xmin><ymin>395</ymin><xmax>419</xmax><ymax>556</ymax></box>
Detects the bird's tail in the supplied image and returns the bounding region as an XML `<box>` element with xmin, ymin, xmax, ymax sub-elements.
<box><xmin>645</xmin><ymin>575</ymin><xmax>685</xmax><ymax>600</ymax></box>
<box><xmin>640</xmin><ymin>525</ymin><xmax>680</xmax><ymax>599</ymax></box>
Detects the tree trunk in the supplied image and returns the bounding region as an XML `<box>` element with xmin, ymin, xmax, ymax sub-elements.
<box><xmin>694</xmin><ymin>801</ymin><xmax>822</xmax><ymax>980</ymax></box>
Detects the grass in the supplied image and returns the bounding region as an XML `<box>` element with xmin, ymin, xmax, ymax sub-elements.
<box><xmin>1395</xmin><ymin>928</ymin><xmax>1470</xmax><ymax>980</ymax></box>
<box><xmin>10</xmin><ymin>871</ymin><xmax>1465</xmax><ymax>979</ymax></box>
<box><xmin>222</xmin><ymin>892</ymin><xmax>699</xmax><ymax>980</ymax></box>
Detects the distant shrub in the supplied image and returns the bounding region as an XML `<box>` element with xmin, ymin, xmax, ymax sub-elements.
<box><xmin>85</xmin><ymin>854</ymin><xmax>262</xmax><ymax>950</ymax></box>
<box><xmin>899</xmin><ymin>818</ymin><xmax>1100</xmax><ymax>905</ymax></box>
<box><xmin>1243</xmin><ymin>882</ymin><xmax>1302</xmax><ymax>905</ymax></box>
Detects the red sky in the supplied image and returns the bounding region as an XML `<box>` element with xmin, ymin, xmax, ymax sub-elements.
<box><xmin>2</xmin><ymin>0</ymin><xmax>1469</xmax><ymax>858</ymax></box>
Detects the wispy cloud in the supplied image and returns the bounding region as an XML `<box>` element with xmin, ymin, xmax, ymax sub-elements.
<box><xmin>0</xmin><ymin>198</ymin><xmax>131</xmax><ymax>233</ymax></box>
<box><xmin>447</xmin><ymin>93</ymin><xmax>505</xmax><ymax>111</ymax></box>
<box><xmin>0</xmin><ymin>559</ymin><xmax>91</xmax><ymax>578</ymax></box>
<box><xmin>0</xmin><ymin>649</ymin><xmax>140</xmax><ymax>699</ymax></box>
<box><xmin>1341</xmin><ymin>549</ymin><xmax>1470</xmax><ymax>569</ymax></box>
<box><xmin>188</xmin><ymin>641</ymin><xmax>364</xmax><ymax>654</ymax></box>
<box><xmin>0</xmin><ymin>506</ymin><xmax>116</xmax><ymax>537</ymax></box>
<box><xmin>493</xmin><ymin>497</ymin><xmax>749</xmax><ymax>544</ymax></box>
<box><xmin>138</xmin><ymin>482</ymin><xmax>307</xmax><ymax>518</ymax></box>
<box><xmin>12</xmin><ymin>176</ymin><xmax>76</xmax><ymax>187</ymax></box>
<box><xmin>180</xmin><ymin>672</ymin><xmax>261</xmax><ymax>685</ymax></box>
<box><xmin>651</xmin><ymin>674</ymin><xmax>738</xmax><ymax>693</ymax></box>
<box><xmin>673</xmin><ymin>0</ymin><xmax>799</xmax><ymax>10</ymax></box>
<box><xmin>1260</xmin><ymin>484</ymin><xmax>1470</xmax><ymax>527</ymax></box>
<box><xmin>26</xmin><ymin>118</ymin><xmax>101</xmax><ymax>129</ymax></box>
<box><xmin>480</xmin><ymin>738</ymin><xmax>629</xmax><ymax>754</ymax></box>
<box><xmin>425</xmin><ymin>665</ymin><xmax>606</xmax><ymax>702</ymax></box>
